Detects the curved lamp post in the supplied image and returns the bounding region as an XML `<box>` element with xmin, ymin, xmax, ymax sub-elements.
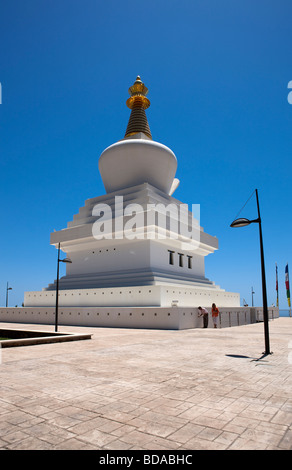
<box><xmin>55</xmin><ymin>243</ymin><xmax>72</xmax><ymax>332</ymax></box>
<box><xmin>230</xmin><ymin>189</ymin><xmax>271</xmax><ymax>356</ymax></box>
<box><xmin>6</xmin><ymin>282</ymin><xmax>12</xmax><ymax>307</ymax></box>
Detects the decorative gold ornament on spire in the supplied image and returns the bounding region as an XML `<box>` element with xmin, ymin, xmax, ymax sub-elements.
<box><xmin>124</xmin><ymin>76</ymin><xmax>152</xmax><ymax>139</ymax></box>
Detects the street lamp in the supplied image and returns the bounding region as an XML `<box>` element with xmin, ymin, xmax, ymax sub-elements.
<box><xmin>230</xmin><ymin>189</ymin><xmax>271</xmax><ymax>356</ymax></box>
<box><xmin>55</xmin><ymin>243</ymin><xmax>72</xmax><ymax>332</ymax></box>
<box><xmin>251</xmin><ymin>286</ymin><xmax>255</xmax><ymax>307</ymax></box>
<box><xmin>6</xmin><ymin>282</ymin><xmax>12</xmax><ymax>307</ymax></box>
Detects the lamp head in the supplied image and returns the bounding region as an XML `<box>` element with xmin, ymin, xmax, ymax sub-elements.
<box><xmin>230</xmin><ymin>217</ymin><xmax>260</xmax><ymax>228</ymax></box>
<box><xmin>230</xmin><ymin>218</ymin><xmax>252</xmax><ymax>228</ymax></box>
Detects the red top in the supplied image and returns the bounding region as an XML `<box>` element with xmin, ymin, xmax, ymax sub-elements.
<box><xmin>212</xmin><ymin>307</ymin><xmax>219</xmax><ymax>317</ymax></box>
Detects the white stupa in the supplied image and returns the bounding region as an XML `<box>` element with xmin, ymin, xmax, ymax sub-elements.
<box><xmin>24</xmin><ymin>76</ymin><xmax>240</xmax><ymax>319</ymax></box>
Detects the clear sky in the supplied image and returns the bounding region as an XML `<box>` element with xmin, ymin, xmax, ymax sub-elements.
<box><xmin>0</xmin><ymin>0</ymin><xmax>291</xmax><ymax>309</ymax></box>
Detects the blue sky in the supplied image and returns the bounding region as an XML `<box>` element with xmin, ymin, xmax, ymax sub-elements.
<box><xmin>0</xmin><ymin>0</ymin><xmax>291</xmax><ymax>308</ymax></box>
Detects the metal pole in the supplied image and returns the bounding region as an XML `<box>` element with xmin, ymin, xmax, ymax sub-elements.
<box><xmin>255</xmin><ymin>189</ymin><xmax>271</xmax><ymax>355</ymax></box>
<box><xmin>55</xmin><ymin>243</ymin><xmax>60</xmax><ymax>332</ymax></box>
<box><xmin>6</xmin><ymin>282</ymin><xmax>8</xmax><ymax>308</ymax></box>
<box><xmin>251</xmin><ymin>286</ymin><xmax>255</xmax><ymax>307</ymax></box>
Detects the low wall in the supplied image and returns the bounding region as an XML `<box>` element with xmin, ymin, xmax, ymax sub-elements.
<box><xmin>0</xmin><ymin>306</ymin><xmax>279</xmax><ymax>330</ymax></box>
<box><xmin>24</xmin><ymin>284</ymin><xmax>240</xmax><ymax>308</ymax></box>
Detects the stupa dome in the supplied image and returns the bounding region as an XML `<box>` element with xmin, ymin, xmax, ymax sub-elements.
<box><xmin>98</xmin><ymin>76</ymin><xmax>178</xmax><ymax>195</ymax></box>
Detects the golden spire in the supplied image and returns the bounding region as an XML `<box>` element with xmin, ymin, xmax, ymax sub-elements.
<box><xmin>124</xmin><ymin>76</ymin><xmax>152</xmax><ymax>139</ymax></box>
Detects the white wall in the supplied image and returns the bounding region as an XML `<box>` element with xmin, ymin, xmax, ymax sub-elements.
<box><xmin>24</xmin><ymin>284</ymin><xmax>240</xmax><ymax>308</ymax></box>
<box><xmin>65</xmin><ymin>239</ymin><xmax>151</xmax><ymax>276</ymax></box>
<box><xmin>0</xmin><ymin>306</ymin><xmax>279</xmax><ymax>330</ymax></box>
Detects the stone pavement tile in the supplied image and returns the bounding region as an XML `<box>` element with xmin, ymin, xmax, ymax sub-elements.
<box><xmin>148</xmin><ymin>397</ymin><xmax>182</xmax><ymax>410</ymax></box>
<box><xmin>6</xmin><ymin>437</ymin><xmax>54</xmax><ymax>450</ymax></box>
<box><xmin>186</xmin><ymin>391</ymin><xmax>210</xmax><ymax>404</ymax></box>
<box><xmin>0</xmin><ymin>421</ymin><xmax>22</xmax><ymax>438</ymax></box>
<box><xmin>94</xmin><ymin>417</ymin><xmax>124</xmax><ymax>434</ymax></box>
<box><xmin>167</xmin><ymin>422</ymin><xmax>205</xmax><ymax>444</ymax></box>
<box><xmin>199</xmin><ymin>397</ymin><xmax>236</xmax><ymax>412</ymax></box>
<box><xmin>33</xmin><ymin>430</ymin><xmax>73</xmax><ymax>447</ymax></box>
<box><xmin>199</xmin><ymin>407</ymin><xmax>223</xmax><ymax>419</ymax></box>
<box><xmin>282</xmin><ymin>400</ymin><xmax>292</xmax><ymax>412</ymax></box>
<box><xmin>139</xmin><ymin>410</ymin><xmax>185</xmax><ymax>428</ymax></box>
<box><xmin>217</xmin><ymin>410</ymin><xmax>237</xmax><ymax>423</ymax></box>
<box><xmin>239</xmin><ymin>427</ymin><xmax>282</xmax><ymax>448</ymax></box>
<box><xmin>256</xmin><ymin>421</ymin><xmax>288</xmax><ymax>437</ymax></box>
<box><xmin>278</xmin><ymin>429</ymin><xmax>292</xmax><ymax>450</ymax></box>
<box><xmin>221</xmin><ymin>421</ymin><xmax>246</xmax><ymax>436</ymax></box>
<box><xmin>4</xmin><ymin>410</ymin><xmax>35</xmax><ymax>426</ymax></box>
<box><xmin>224</xmin><ymin>415</ymin><xmax>259</xmax><ymax>430</ymax></box>
<box><xmin>262</xmin><ymin>405</ymin><xmax>281</xmax><ymax>416</ymax></box>
<box><xmin>98</xmin><ymin>407</ymin><xmax>136</xmax><ymax>425</ymax></box>
<box><xmin>146</xmin><ymin>404</ymin><xmax>182</xmax><ymax>418</ymax></box>
<box><xmin>174</xmin><ymin>401</ymin><xmax>197</xmax><ymax>413</ymax></box>
<box><xmin>196</xmin><ymin>426</ymin><xmax>223</xmax><ymax>442</ymax></box>
<box><xmin>228</xmin><ymin>437</ymin><xmax>269</xmax><ymax>450</ymax></box>
<box><xmin>17</xmin><ymin>417</ymin><xmax>45</xmax><ymax>429</ymax></box>
<box><xmin>271</xmin><ymin>410</ymin><xmax>292</xmax><ymax>426</ymax></box>
<box><xmin>191</xmin><ymin>413</ymin><xmax>231</xmax><ymax>430</ymax></box>
<box><xmin>0</xmin><ymin>439</ymin><xmax>8</xmax><ymax>448</ymax></box>
<box><xmin>266</xmin><ymin>395</ymin><xmax>291</xmax><ymax>408</ymax></box>
<box><xmin>146</xmin><ymin>436</ymin><xmax>182</xmax><ymax>450</ymax></box>
<box><xmin>141</xmin><ymin>441</ymin><xmax>173</xmax><ymax>450</ymax></box>
<box><xmin>119</xmin><ymin>429</ymin><xmax>155</xmax><ymax>447</ymax></box>
<box><xmin>225</xmin><ymin>389</ymin><xmax>248</xmax><ymax>400</ymax></box>
<box><xmin>0</xmin><ymin>318</ymin><xmax>291</xmax><ymax>450</ymax></box>
<box><xmin>1</xmin><ymin>429</ymin><xmax>30</xmax><ymax>445</ymax></box>
<box><xmin>111</xmin><ymin>424</ymin><xmax>139</xmax><ymax>438</ymax></box>
<box><xmin>126</xmin><ymin>417</ymin><xmax>178</xmax><ymax>439</ymax></box>
<box><xmin>163</xmin><ymin>389</ymin><xmax>198</xmax><ymax>401</ymax></box>
<box><xmin>100</xmin><ymin>400</ymin><xmax>141</xmax><ymax>415</ymax></box>
<box><xmin>19</xmin><ymin>404</ymin><xmax>53</xmax><ymax>417</ymax></box>
<box><xmin>24</xmin><ymin>421</ymin><xmax>62</xmax><ymax>438</ymax></box>
<box><xmin>175</xmin><ymin>404</ymin><xmax>204</xmax><ymax>421</ymax></box>
<box><xmin>183</xmin><ymin>436</ymin><xmax>224</xmax><ymax>450</ymax></box>
<box><xmin>67</xmin><ymin>416</ymin><xmax>113</xmax><ymax>436</ymax></box>
<box><xmin>71</xmin><ymin>397</ymin><xmax>116</xmax><ymax>413</ymax></box>
<box><xmin>77</xmin><ymin>428</ymin><xmax>117</xmax><ymax>448</ymax></box>
<box><xmin>103</xmin><ymin>439</ymin><xmax>135</xmax><ymax>450</ymax></box>
<box><xmin>41</xmin><ymin>413</ymin><xmax>82</xmax><ymax>429</ymax></box>
<box><xmin>52</xmin><ymin>405</ymin><xmax>97</xmax><ymax>421</ymax></box>
<box><xmin>214</xmin><ymin>430</ymin><xmax>238</xmax><ymax>447</ymax></box>
<box><xmin>239</xmin><ymin>406</ymin><xmax>275</xmax><ymax>422</ymax></box>
<box><xmin>54</xmin><ymin>437</ymin><xmax>96</xmax><ymax>450</ymax></box>
<box><xmin>114</xmin><ymin>391</ymin><xmax>156</xmax><ymax>407</ymax></box>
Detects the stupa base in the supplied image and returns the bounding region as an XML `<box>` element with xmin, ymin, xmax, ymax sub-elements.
<box><xmin>24</xmin><ymin>283</ymin><xmax>240</xmax><ymax>309</ymax></box>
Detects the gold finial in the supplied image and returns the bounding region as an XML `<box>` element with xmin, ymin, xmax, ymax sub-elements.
<box><xmin>124</xmin><ymin>76</ymin><xmax>152</xmax><ymax>139</ymax></box>
<box><xmin>126</xmin><ymin>76</ymin><xmax>150</xmax><ymax>109</ymax></box>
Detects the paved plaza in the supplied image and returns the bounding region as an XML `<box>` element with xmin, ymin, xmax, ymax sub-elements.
<box><xmin>0</xmin><ymin>317</ymin><xmax>292</xmax><ymax>450</ymax></box>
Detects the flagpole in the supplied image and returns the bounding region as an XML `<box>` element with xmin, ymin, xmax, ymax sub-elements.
<box><xmin>276</xmin><ymin>263</ymin><xmax>279</xmax><ymax>308</ymax></box>
<box><xmin>285</xmin><ymin>263</ymin><xmax>291</xmax><ymax>318</ymax></box>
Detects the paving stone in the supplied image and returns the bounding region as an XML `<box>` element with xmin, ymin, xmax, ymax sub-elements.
<box><xmin>0</xmin><ymin>318</ymin><xmax>291</xmax><ymax>450</ymax></box>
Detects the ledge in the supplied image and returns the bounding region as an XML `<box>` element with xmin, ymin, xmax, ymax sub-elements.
<box><xmin>0</xmin><ymin>328</ymin><xmax>91</xmax><ymax>348</ymax></box>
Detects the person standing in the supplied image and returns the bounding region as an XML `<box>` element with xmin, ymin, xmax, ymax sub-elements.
<box><xmin>198</xmin><ymin>306</ymin><xmax>209</xmax><ymax>328</ymax></box>
<box><xmin>211</xmin><ymin>303</ymin><xmax>219</xmax><ymax>328</ymax></box>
